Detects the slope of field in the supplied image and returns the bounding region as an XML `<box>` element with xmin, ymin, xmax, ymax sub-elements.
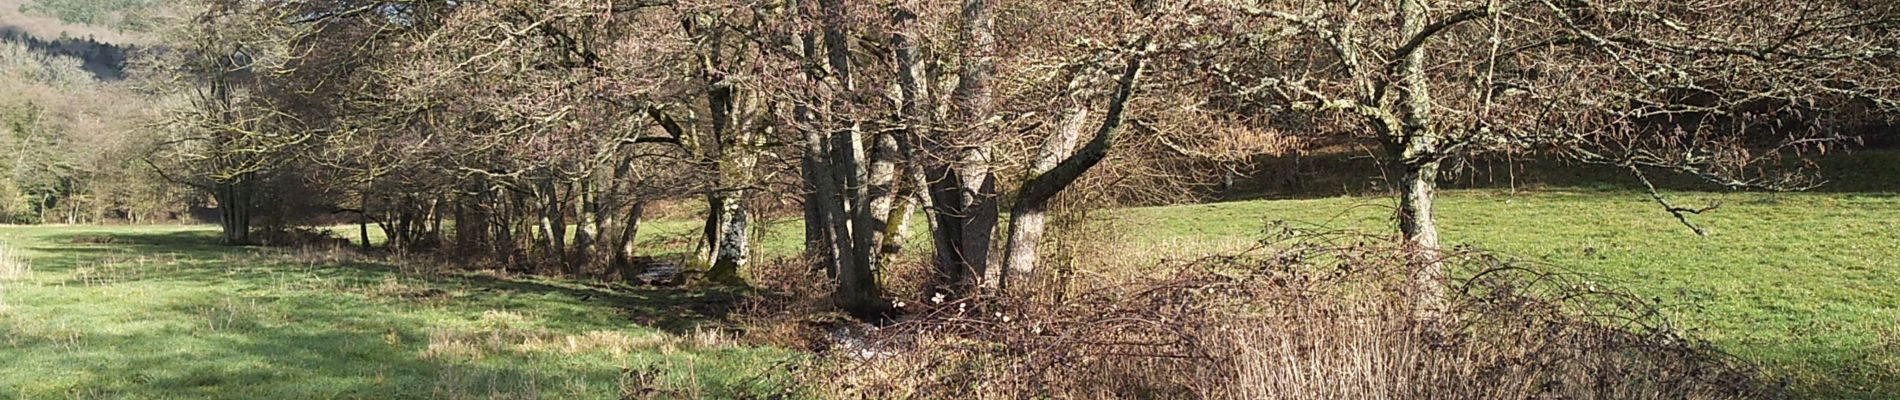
<box><xmin>0</xmin><ymin>225</ymin><xmax>795</xmax><ymax>399</ymax></box>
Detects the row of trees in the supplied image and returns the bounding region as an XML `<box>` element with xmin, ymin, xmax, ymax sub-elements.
<box><xmin>145</xmin><ymin>0</ymin><xmax>1896</xmax><ymax>315</ymax></box>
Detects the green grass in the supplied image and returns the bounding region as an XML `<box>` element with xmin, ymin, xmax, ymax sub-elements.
<box><xmin>0</xmin><ymin>225</ymin><xmax>796</xmax><ymax>399</ymax></box>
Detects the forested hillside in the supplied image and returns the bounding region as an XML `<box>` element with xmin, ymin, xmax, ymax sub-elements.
<box><xmin>1</xmin><ymin>0</ymin><xmax>180</xmax><ymax>225</ymax></box>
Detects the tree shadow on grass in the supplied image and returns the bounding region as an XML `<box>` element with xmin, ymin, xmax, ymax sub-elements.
<box><xmin>22</xmin><ymin>229</ymin><xmax>237</xmax><ymax>269</ymax></box>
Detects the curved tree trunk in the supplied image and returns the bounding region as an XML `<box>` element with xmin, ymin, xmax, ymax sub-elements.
<box><xmin>998</xmin><ymin>106</ymin><xmax>1089</xmax><ymax>290</ymax></box>
<box><xmin>999</xmin><ymin>55</ymin><xmax>1143</xmax><ymax>292</ymax></box>
<box><xmin>613</xmin><ymin>201</ymin><xmax>645</xmax><ymax>277</ymax></box>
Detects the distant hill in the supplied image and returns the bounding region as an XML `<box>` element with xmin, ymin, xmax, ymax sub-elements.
<box><xmin>12</xmin><ymin>0</ymin><xmax>158</xmax><ymax>33</ymax></box>
<box><xmin>0</xmin><ymin>0</ymin><xmax>157</xmax><ymax>81</ymax></box>
<box><xmin>0</xmin><ymin>0</ymin><xmax>155</xmax><ymax>46</ymax></box>
<box><xmin>0</xmin><ymin>26</ymin><xmax>130</xmax><ymax>80</ymax></box>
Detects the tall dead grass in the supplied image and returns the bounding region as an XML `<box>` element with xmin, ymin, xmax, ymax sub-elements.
<box><xmin>0</xmin><ymin>244</ymin><xmax>25</xmax><ymax>282</ymax></box>
<box><xmin>0</xmin><ymin>243</ymin><xmax>23</xmax><ymax>314</ymax></box>
<box><xmin>796</xmin><ymin>231</ymin><xmax>1779</xmax><ymax>399</ymax></box>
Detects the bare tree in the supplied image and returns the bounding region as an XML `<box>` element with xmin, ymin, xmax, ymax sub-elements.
<box><xmin>148</xmin><ymin>0</ymin><xmax>319</xmax><ymax>245</ymax></box>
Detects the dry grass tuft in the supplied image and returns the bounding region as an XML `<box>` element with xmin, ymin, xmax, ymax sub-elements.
<box><xmin>360</xmin><ymin>276</ymin><xmax>456</xmax><ymax>302</ymax></box>
<box><xmin>0</xmin><ymin>244</ymin><xmax>26</xmax><ymax>282</ymax></box>
<box><xmin>730</xmin><ymin>256</ymin><xmax>850</xmax><ymax>350</ymax></box>
<box><xmin>67</xmin><ymin>235</ymin><xmax>116</xmax><ymax>244</ymax></box>
<box><xmin>798</xmin><ymin>231</ymin><xmax>1781</xmax><ymax>399</ymax></box>
<box><xmin>423</xmin><ymin>310</ymin><xmax>735</xmax><ymax>361</ymax></box>
<box><xmin>0</xmin><ymin>244</ymin><xmax>26</xmax><ymax>314</ymax></box>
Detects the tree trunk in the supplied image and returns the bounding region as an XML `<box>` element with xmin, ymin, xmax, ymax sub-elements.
<box><xmin>215</xmin><ymin>180</ymin><xmax>251</xmax><ymax>245</ymax></box>
<box><xmin>572</xmin><ymin>181</ymin><xmax>595</xmax><ymax>272</ymax></box>
<box><xmin>614</xmin><ymin>201</ymin><xmax>645</xmax><ymax>277</ymax></box>
<box><xmin>999</xmin><ymin>106</ymin><xmax>1090</xmax><ymax>290</ymax></box>
<box><xmin>359</xmin><ymin>215</ymin><xmax>371</xmax><ymax>250</ymax></box>
<box><xmin>880</xmin><ymin>189</ymin><xmax>918</xmax><ymax>266</ymax></box>
<box><xmin>801</xmin><ymin>131</ymin><xmax>835</xmax><ymax>275</ymax></box>
<box><xmin>801</xmin><ymin>106</ymin><xmax>849</xmax><ymax>278</ymax></box>
<box><xmin>538</xmin><ymin>180</ymin><xmax>568</xmax><ymax>273</ymax></box>
<box><xmin>819</xmin><ymin>0</ymin><xmax>892</xmax><ymax>311</ymax></box>
<box><xmin>694</xmin><ymin>23</ymin><xmax>761</xmax><ymax>285</ymax></box>
<box><xmin>1000</xmin><ymin>55</ymin><xmax>1143</xmax><ymax>291</ymax></box>
<box><xmin>829</xmin><ymin>126</ymin><xmax>873</xmax><ymax>295</ymax></box>
<box><xmin>921</xmin><ymin>0</ymin><xmax>1002</xmax><ymax>299</ymax></box>
<box><xmin>705</xmin><ymin>190</ymin><xmax>750</xmax><ymax>283</ymax></box>
<box><xmin>1395</xmin><ymin>0</ymin><xmax>1448</xmax><ymax>315</ymax></box>
<box><xmin>926</xmin><ymin>154</ymin><xmax>999</xmax><ymax>297</ymax></box>
<box><xmin>886</xmin><ymin>2</ymin><xmax>929</xmax><ymax>270</ymax></box>
<box><xmin>598</xmin><ymin>159</ymin><xmax>635</xmax><ymax>273</ymax></box>
<box><xmin>429</xmin><ymin>197</ymin><xmax>443</xmax><ymax>245</ymax></box>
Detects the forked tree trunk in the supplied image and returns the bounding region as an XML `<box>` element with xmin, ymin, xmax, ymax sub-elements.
<box><xmin>923</xmin><ymin>0</ymin><xmax>1002</xmax><ymax>298</ymax></box>
<box><xmin>538</xmin><ymin>180</ymin><xmax>568</xmax><ymax>272</ymax></box>
<box><xmin>597</xmin><ymin>159</ymin><xmax>641</xmax><ymax>274</ymax></box>
<box><xmin>836</xmin><ymin>0</ymin><xmax>897</xmax><ymax>311</ymax></box>
<box><xmin>829</xmin><ymin>126</ymin><xmax>872</xmax><ymax>296</ymax></box>
<box><xmin>800</xmin><ymin>129</ymin><xmax>836</xmax><ymax>275</ymax></box>
<box><xmin>927</xmin><ymin>152</ymin><xmax>1000</xmax><ymax>296</ymax></box>
<box><xmin>849</xmin><ymin>131</ymin><xmax>900</xmax><ymax>292</ymax></box>
<box><xmin>878</xmin><ymin>0</ymin><xmax>933</xmax><ymax>302</ymax></box>
<box><xmin>802</xmin><ymin>106</ymin><xmax>849</xmax><ymax>278</ymax></box>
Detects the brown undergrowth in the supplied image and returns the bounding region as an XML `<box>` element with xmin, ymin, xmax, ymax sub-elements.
<box><xmin>781</xmin><ymin>229</ymin><xmax>1779</xmax><ymax>399</ymax></box>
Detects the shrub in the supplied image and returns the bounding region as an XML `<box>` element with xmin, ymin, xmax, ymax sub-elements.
<box><xmin>796</xmin><ymin>232</ymin><xmax>1779</xmax><ymax>399</ymax></box>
